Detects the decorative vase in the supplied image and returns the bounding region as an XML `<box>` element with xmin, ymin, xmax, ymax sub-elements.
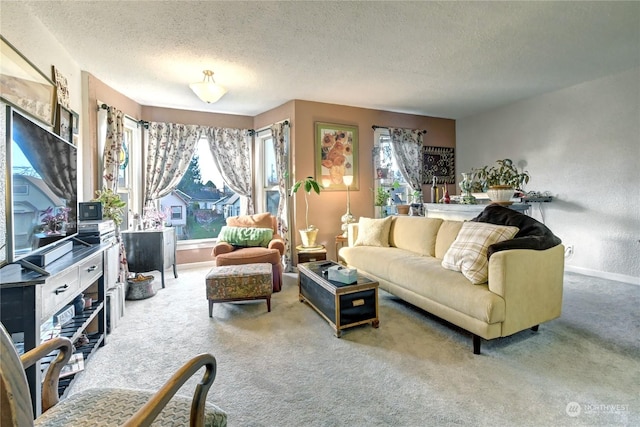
<box><xmin>487</xmin><ymin>185</ymin><xmax>515</xmax><ymax>205</ymax></box>
<box><xmin>459</xmin><ymin>173</ymin><xmax>477</xmax><ymax>204</ymax></box>
<box><xmin>396</xmin><ymin>205</ymin><xmax>410</xmax><ymax>215</ymax></box>
<box><xmin>299</xmin><ymin>228</ymin><xmax>319</xmax><ymax>248</ymax></box>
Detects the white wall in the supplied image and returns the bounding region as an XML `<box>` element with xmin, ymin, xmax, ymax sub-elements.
<box><xmin>457</xmin><ymin>67</ymin><xmax>640</xmax><ymax>284</ymax></box>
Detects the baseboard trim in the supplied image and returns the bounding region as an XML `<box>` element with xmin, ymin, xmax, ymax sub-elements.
<box><xmin>565</xmin><ymin>265</ymin><xmax>640</xmax><ymax>286</ymax></box>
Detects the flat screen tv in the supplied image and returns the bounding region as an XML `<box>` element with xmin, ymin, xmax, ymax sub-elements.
<box><xmin>6</xmin><ymin>106</ymin><xmax>78</xmax><ymax>267</ymax></box>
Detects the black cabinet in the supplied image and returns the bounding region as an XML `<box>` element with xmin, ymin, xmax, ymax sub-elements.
<box><xmin>0</xmin><ymin>242</ymin><xmax>108</xmax><ymax>416</ymax></box>
<box><xmin>121</xmin><ymin>228</ymin><xmax>177</xmax><ymax>288</ymax></box>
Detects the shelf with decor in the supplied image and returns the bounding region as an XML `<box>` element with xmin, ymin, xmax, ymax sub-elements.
<box><xmin>0</xmin><ymin>242</ymin><xmax>109</xmax><ymax>416</ymax></box>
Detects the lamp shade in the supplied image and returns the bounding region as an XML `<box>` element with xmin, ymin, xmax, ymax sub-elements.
<box><xmin>343</xmin><ymin>175</ymin><xmax>354</xmax><ymax>186</ymax></box>
<box><xmin>189</xmin><ymin>70</ymin><xmax>227</xmax><ymax>103</ymax></box>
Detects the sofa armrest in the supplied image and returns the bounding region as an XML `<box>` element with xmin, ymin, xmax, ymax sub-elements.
<box><xmin>488</xmin><ymin>244</ymin><xmax>564</xmax><ymax>336</ymax></box>
<box><xmin>212</xmin><ymin>242</ymin><xmax>234</xmax><ymax>257</ymax></box>
<box><xmin>268</xmin><ymin>235</ymin><xmax>285</xmax><ymax>255</ymax></box>
<box><xmin>347</xmin><ymin>223</ymin><xmax>359</xmax><ymax>247</ymax></box>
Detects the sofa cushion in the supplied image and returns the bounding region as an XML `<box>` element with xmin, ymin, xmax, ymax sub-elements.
<box><xmin>226</xmin><ymin>212</ymin><xmax>273</xmax><ymax>229</ymax></box>
<box><xmin>435</xmin><ymin>220</ymin><xmax>464</xmax><ymax>259</ymax></box>
<box><xmin>354</xmin><ymin>216</ymin><xmax>393</xmax><ymax>247</ymax></box>
<box><xmin>217</xmin><ymin>226</ymin><xmax>273</xmax><ymax>247</ymax></box>
<box><xmin>441</xmin><ymin>222</ymin><xmax>519</xmax><ymax>284</ymax></box>
<box><xmin>389</xmin><ymin>217</ymin><xmax>443</xmax><ymax>256</ymax></box>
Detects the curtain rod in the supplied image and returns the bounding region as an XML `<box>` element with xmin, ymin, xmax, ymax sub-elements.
<box><xmin>249</xmin><ymin>119</ymin><xmax>290</xmax><ymax>136</ymax></box>
<box><xmin>98</xmin><ymin>103</ymin><xmax>149</xmax><ymax>129</ymax></box>
<box><xmin>372</xmin><ymin>125</ymin><xmax>427</xmax><ymax>134</ymax></box>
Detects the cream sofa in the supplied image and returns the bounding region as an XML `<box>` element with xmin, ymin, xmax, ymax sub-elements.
<box><xmin>339</xmin><ymin>213</ymin><xmax>564</xmax><ymax>354</ymax></box>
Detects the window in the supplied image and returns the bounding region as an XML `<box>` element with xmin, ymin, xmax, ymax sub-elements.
<box><xmin>255</xmin><ymin>132</ymin><xmax>280</xmax><ymax>216</ymax></box>
<box><xmin>373</xmin><ymin>129</ymin><xmax>411</xmax><ymax>217</ymax></box>
<box><xmin>160</xmin><ymin>136</ymin><xmax>239</xmax><ymax>242</ymax></box>
<box><xmin>170</xmin><ymin>206</ymin><xmax>182</xmax><ymax>220</ymax></box>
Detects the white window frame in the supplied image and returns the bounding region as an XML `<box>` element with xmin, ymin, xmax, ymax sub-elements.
<box><xmin>254</xmin><ymin>130</ymin><xmax>279</xmax><ymax>215</ymax></box>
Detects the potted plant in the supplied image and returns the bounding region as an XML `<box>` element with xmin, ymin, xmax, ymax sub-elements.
<box><xmin>92</xmin><ymin>188</ymin><xmax>126</xmax><ymax>230</ymax></box>
<box><xmin>290</xmin><ymin>176</ymin><xmax>322</xmax><ymax>247</ymax></box>
<box><xmin>473</xmin><ymin>159</ymin><xmax>530</xmax><ymax>204</ymax></box>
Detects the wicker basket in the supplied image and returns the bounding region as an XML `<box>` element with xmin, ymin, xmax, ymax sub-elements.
<box><xmin>126</xmin><ymin>275</ymin><xmax>156</xmax><ymax>300</ymax></box>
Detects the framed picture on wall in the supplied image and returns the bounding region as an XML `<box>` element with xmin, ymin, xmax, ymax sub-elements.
<box><xmin>71</xmin><ymin>109</ymin><xmax>79</xmax><ymax>135</ymax></box>
<box><xmin>0</xmin><ymin>35</ymin><xmax>56</xmax><ymax>127</ymax></box>
<box><xmin>56</xmin><ymin>104</ymin><xmax>73</xmax><ymax>143</ymax></box>
<box><xmin>315</xmin><ymin>122</ymin><xmax>359</xmax><ymax>191</ymax></box>
<box><xmin>422</xmin><ymin>146</ymin><xmax>455</xmax><ymax>184</ymax></box>
<box><xmin>51</xmin><ymin>65</ymin><xmax>70</xmax><ymax>109</ymax></box>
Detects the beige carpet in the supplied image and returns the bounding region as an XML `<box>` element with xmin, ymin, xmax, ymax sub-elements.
<box><xmin>69</xmin><ymin>264</ymin><xmax>639</xmax><ymax>426</ymax></box>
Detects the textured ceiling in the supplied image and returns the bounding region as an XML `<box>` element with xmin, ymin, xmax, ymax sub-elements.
<box><xmin>14</xmin><ymin>1</ymin><xmax>640</xmax><ymax>119</ymax></box>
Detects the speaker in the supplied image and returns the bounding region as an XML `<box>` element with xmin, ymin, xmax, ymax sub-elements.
<box><xmin>79</xmin><ymin>202</ymin><xmax>103</xmax><ymax>221</ymax></box>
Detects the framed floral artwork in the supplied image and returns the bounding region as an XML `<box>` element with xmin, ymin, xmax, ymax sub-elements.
<box><xmin>0</xmin><ymin>35</ymin><xmax>56</xmax><ymax>127</ymax></box>
<box><xmin>315</xmin><ymin>122</ymin><xmax>358</xmax><ymax>191</ymax></box>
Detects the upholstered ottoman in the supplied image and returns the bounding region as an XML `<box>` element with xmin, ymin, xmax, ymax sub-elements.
<box><xmin>205</xmin><ymin>263</ymin><xmax>273</xmax><ymax>316</ymax></box>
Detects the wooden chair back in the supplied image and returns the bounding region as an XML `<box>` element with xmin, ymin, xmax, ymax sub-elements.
<box><xmin>0</xmin><ymin>323</ymin><xmax>35</xmax><ymax>426</ymax></box>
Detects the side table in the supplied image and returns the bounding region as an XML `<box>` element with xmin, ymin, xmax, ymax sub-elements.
<box><xmin>335</xmin><ymin>235</ymin><xmax>348</xmax><ymax>262</ymax></box>
<box><xmin>296</xmin><ymin>245</ymin><xmax>327</xmax><ymax>264</ymax></box>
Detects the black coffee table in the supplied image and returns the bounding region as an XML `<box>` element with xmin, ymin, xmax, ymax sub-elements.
<box><xmin>298</xmin><ymin>260</ymin><xmax>379</xmax><ymax>337</ymax></box>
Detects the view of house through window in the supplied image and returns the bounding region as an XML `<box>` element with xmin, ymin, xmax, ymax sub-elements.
<box><xmin>373</xmin><ymin>130</ymin><xmax>411</xmax><ymax>217</ymax></box>
<box><xmin>160</xmin><ymin>136</ymin><xmax>240</xmax><ymax>241</ymax></box>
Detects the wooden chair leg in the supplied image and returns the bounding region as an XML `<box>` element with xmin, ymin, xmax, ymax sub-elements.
<box><xmin>266</xmin><ymin>297</ymin><xmax>271</xmax><ymax>312</ymax></box>
<box><xmin>208</xmin><ymin>300</ymin><xmax>214</xmax><ymax>317</ymax></box>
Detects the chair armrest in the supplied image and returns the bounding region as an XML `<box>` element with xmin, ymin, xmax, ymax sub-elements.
<box><xmin>212</xmin><ymin>242</ymin><xmax>234</xmax><ymax>257</ymax></box>
<box><xmin>21</xmin><ymin>336</ymin><xmax>73</xmax><ymax>413</ymax></box>
<box><xmin>122</xmin><ymin>353</ymin><xmax>217</xmax><ymax>427</ymax></box>
<box><xmin>488</xmin><ymin>245</ymin><xmax>565</xmax><ymax>336</ymax></box>
<box><xmin>268</xmin><ymin>235</ymin><xmax>285</xmax><ymax>255</ymax></box>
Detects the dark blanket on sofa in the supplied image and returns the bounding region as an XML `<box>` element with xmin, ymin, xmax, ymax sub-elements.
<box><xmin>471</xmin><ymin>204</ymin><xmax>562</xmax><ymax>258</ymax></box>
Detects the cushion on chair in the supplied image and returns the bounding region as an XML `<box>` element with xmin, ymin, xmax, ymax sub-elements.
<box><xmin>217</xmin><ymin>226</ymin><xmax>274</xmax><ymax>247</ymax></box>
<box><xmin>35</xmin><ymin>388</ymin><xmax>227</xmax><ymax>427</ymax></box>
<box><xmin>215</xmin><ymin>247</ymin><xmax>281</xmax><ymax>266</ymax></box>
<box><xmin>226</xmin><ymin>212</ymin><xmax>273</xmax><ymax>230</ymax></box>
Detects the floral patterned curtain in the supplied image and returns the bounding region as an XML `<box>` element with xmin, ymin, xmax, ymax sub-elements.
<box><xmin>100</xmin><ymin>106</ymin><xmax>127</xmax><ymax>282</ymax></box>
<box><xmin>144</xmin><ymin>122</ymin><xmax>202</xmax><ymax>203</ymax></box>
<box><xmin>102</xmin><ymin>108</ymin><xmax>124</xmax><ymax>192</ymax></box>
<box><xmin>271</xmin><ymin>122</ymin><xmax>292</xmax><ymax>270</ymax></box>
<box><xmin>388</xmin><ymin>127</ymin><xmax>425</xmax><ymax>194</ymax></box>
<box><xmin>204</xmin><ymin>127</ymin><xmax>254</xmax><ymax>215</ymax></box>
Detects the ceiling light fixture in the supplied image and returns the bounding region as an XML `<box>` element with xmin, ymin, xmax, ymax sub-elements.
<box><xmin>189</xmin><ymin>70</ymin><xmax>227</xmax><ymax>103</ymax></box>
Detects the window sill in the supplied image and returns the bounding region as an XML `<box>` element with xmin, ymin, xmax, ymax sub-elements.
<box><xmin>176</xmin><ymin>238</ymin><xmax>217</xmax><ymax>251</ymax></box>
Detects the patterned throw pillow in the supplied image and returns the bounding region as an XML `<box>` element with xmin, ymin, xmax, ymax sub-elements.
<box><xmin>218</xmin><ymin>226</ymin><xmax>273</xmax><ymax>247</ymax></box>
<box><xmin>441</xmin><ymin>222</ymin><xmax>519</xmax><ymax>284</ymax></box>
<box><xmin>354</xmin><ymin>216</ymin><xmax>393</xmax><ymax>247</ymax></box>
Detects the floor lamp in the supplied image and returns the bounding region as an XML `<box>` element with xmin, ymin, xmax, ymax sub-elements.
<box><xmin>340</xmin><ymin>175</ymin><xmax>356</xmax><ymax>237</ymax></box>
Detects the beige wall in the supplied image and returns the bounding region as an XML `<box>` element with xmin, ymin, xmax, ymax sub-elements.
<box><xmin>290</xmin><ymin>100</ymin><xmax>455</xmax><ymax>260</ymax></box>
<box><xmin>80</xmin><ymin>77</ymin><xmax>456</xmax><ymax>264</ymax></box>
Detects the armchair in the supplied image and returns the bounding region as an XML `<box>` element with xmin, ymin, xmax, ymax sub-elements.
<box><xmin>212</xmin><ymin>213</ymin><xmax>284</xmax><ymax>292</ymax></box>
<box><xmin>0</xmin><ymin>323</ymin><xmax>226</xmax><ymax>426</ymax></box>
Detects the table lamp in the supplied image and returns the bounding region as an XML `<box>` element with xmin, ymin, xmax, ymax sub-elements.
<box><xmin>340</xmin><ymin>175</ymin><xmax>356</xmax><ymax>237</ymax></box>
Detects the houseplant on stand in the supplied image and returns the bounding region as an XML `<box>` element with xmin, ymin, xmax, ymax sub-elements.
<box><xmin>290</xmin><ymin>176</ymin><xmax>323</xmax><ymax>247</ymax></box>
<box><xmin>474</xmin><ymin>159</ymin><xmax>530</xmax><ymax>204</ymax></box>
